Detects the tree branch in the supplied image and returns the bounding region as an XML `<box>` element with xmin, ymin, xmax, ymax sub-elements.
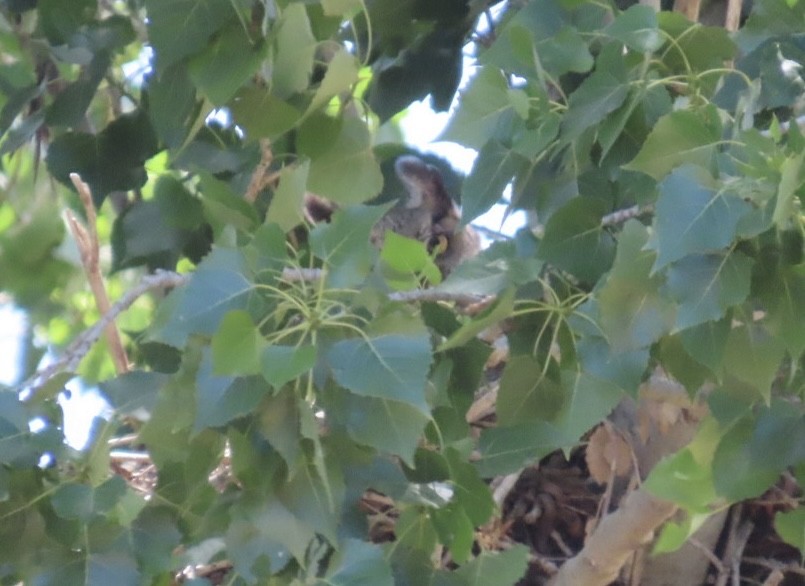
<box><xmin>66</xmin><ymin>173</ymin><xmax>129</xmax><ymax>374</ymax></box>
<box><xmin>547</xmin><ymin>488</ymin><xmax>678</xmax><ymax>586</ymax></box>
<box><xmin>21</xmin><ymin>270</ymin><xmax>188</xmax><ymax>397</ymax></box>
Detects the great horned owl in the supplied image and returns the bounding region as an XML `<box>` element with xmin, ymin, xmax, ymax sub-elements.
<box><xmin>373</xmin><ymin>155</ymin><xmax>479</xmax><ymax>276</ymax></box>
<box><xmin>305</xmin><ymin>155</ymin><xmax>479</xmax><ymax>277</ymax></box>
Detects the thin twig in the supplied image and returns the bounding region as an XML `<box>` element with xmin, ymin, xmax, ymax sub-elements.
<box><xmin>532</xmin><ymin>204</ymin><xmax>653</xmax><ymax>239</ymax></box>
<box><xmin>67</xmin><ymin>173</ymin><xmax>129</xmax><ymax>374</ymax></box>
<box><xmin>21</xmin><ymin>270</ymin><xmax>189</xmax><ymax>396</ymax></box>
<box><xmin>244</xmin><ymin>138</ymin><xmax>276</xmax><ymax>203</ymax></box>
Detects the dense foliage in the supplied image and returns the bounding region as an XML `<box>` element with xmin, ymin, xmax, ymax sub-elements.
<box><xmin>0</xmin><ymin>0</ymin><xmax>803</xmax><ymax>584</ymax></box>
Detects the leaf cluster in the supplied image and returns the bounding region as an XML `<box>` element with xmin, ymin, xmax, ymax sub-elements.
<box><xmin>0</xmin><ymin>0</ymin><xmax>803</xmax><ymax>584</ymax></box>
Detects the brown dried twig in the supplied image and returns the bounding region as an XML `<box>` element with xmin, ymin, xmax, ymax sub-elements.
<box><xmin>65</xmin><ymin>173</ymin><xmax>129</xmax><ymax>374</ymax></box>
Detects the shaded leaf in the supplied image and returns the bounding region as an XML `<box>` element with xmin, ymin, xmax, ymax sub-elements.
<box><xmin>300</xmin><ymin>117</ymin><xmax>384</xmax><ymax>206</ymax></box>
<box><xmin>651</xmin><ymin>166</ymin><xmax>753</xmax><ymax>270</ymax></box>
<box><xmin>316</xmin><ymin>539</ymin><xmax>393</xmax><ymax>586</ymax></box>
<box><xmin>440</xmin><ymin>67</ymin><xmax>512</xmax><ymax>150</ymax></box>
<box><xmin>309</xmin><ymin>203</ymin><xmax>389</xmax><ymax>287</ymax></box>
<box><xmin>261</xmin><ymin>345</ymin><xmax>317</xmax><ymax>389</ymax></box>
<box><xmin>624</xmin><ymin>109</ymin><xmax>722</xmax><ymax>180</ymax></box>
<box><xmin>605</xmin><ymin>5</ymin><xmax>664</xmax><ymax>53</ymax></box>
<box><xmin>538</xmin><ymin>196</ymin><xmax>616</xmax><ymax>284</ymax></box>
<box><xmin>326</xmin><ymin>334</ymin><xmax>432</xmax><ymax>413</ymax></box>
<box><xmin>188</xmin><ymin>24</ymin><xmax>267</xmax><ymax>105</ymax></box>
<box><xmin>146</xmin><ymin>0</ymin><xmax>238</xmax><ymax>71</ymax></box>
<box><xmin>597</xmin><ymin>221</ymin><xmax>675</xmax><ymax>350</ymax></box>
<box><xmin>211</xmin><ymin>310</ymin><xmax>261</xmax><ymax>376</ymax></box>
<box><xmin>229</xmin><ymin>87</ymin><xmax>301</xmax><ymax>139</ymax></box>
<box><xmin>476</xmin><ymin>422</ymin><xmax>573</xmax><ymax>477</ymax></box>
<box><xmin>665</xmin><ymin>252</ymin><xmax>753</xmax><ymax>329</ymax></box>
<box><xmin>461</xmin><ymin>139</ymin><xmax>528</xmax><ymax>224</ymax></box>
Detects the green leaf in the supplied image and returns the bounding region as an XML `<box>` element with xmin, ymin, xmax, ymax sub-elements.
<box><xmin>537</xmin><ymin>196</ymin><xmax>616</xmax><ymax>284</ymax></box>
<box><xmin>38</xmin><ymin>0</ymin><xmax>96</xmax><ymax>45</ymax></box>
<box><xmin>367</xmin><ymin>26</ymin><xmax>464</xmax><ymax>121</ymax></box>
<box><xmin>562</xmin><ymin>55</ymin><xmax>629</xmax><ymax>141</ymax></box>
<box><xmin>309</xmin><ymin>203</ymin><xmax>389</xmax><ymax>287</ymax></box>
<box><xmin>307</xmin><ymin>48</ymin><xmax>359</xmax><ymax>113</ymax></box>
<box><xmin>46</xmin><ymin>110</ymin><xmax>159</xmax><ymax>206</ymax></box>
<box><xmin>150</xmin><ymin>247</ymin><xmax>253</xmax><ymax>347</ymax></box>
<box><xmin>316</xmin><ymin>539</ymin><xmax>393</xmax><ymax>586</ymax></box>
<box><xmin>196</xmin><ymin>351</ymin><xmax>269</xmax><ymax>430</ymax></box>
<box><xmin>264</xmin><ymin>160</ymin><xmax>309</xmax><ymax>232</ymax></box>
<box><xmin>658</xmin><ymin>12</ymin><xmax>736</xmax><ymax>73</ymax></box>
<box><xmin>144</xmin><ymin>63</ymin><xmax>198</xmax><ymax>150</ymax></box>
<box><xmin>496</xmin><ymin>355</ymin><xmax>563</xmax><ymax>425</ymax></box>
<box><xmin>226</xmin><ymin>499</ymin><xmax>315</xmax><ymax>577</ymax></box>
<box><xmin>576</xmin><ymin>336</ymin><xmax>649</xmax><ymax>394</ymax></box>
<box><xmin>51</xmin><ymin>477</ymin><xmax>127</xmax><ymax>522</ymax></box>
<box><xmin>597</xmin><ymin>221</ymin><xmax>675</xmax><ymax>351</ymax></box>
<box><xmin>645</xmin><ymin>446</ymin><xmax>717</xmax><ymax>511</ymax></box>
<box><xmin>145</xmin><ymin>0</ymin><xmax>239</xmax><ymax>72</ymax></box>
<box><xmin>773</xmin><ymin>153</ymin><xmax>804</xmax><ymax>227</ymax></box>
<box><xmin>665</xmin><ymin>251</ymin><xmax>753</xmax><ymax>329</ymax></box>
<box><xmin>680</xmin><ymin>317</ymin><xmax>731</xmax><ymax>374</ymax></box>
<box><xmin>300</xmin><ymin>116</ymin><xmax>384</xmax><ymax>206</ymax></box>
<box><xmin>461</xmin><ymin>139</ymin><xmax>528</xmax><ymax>224</ymax></box>
<box><xmin>434</xmin><ymin>544</ymin><xmax>530</xmax><ymax>586</ymax></box>
<box><xmin>98</xmin><ymin>370</ymin><xmax>167</xmax><ymax>417</ymax></box>
<box><xmin>431</xmin><ymin>502</ymin><xmax>474</xmax><ymax>564</ymax></box>
<box><xmin>482</xmin><ymin>0</ymin><xmax>594</xmax><ymax>78</ymax></box>
<box><xmin>604</xmin><ymin>5</ymin><xmax>664</xmax><ymax>53</ymax></box>
<box><xmin>188</xmin><ymin>24</ymin><xmax>267</xmax><ymax>105</ymax></box>
<box><xmin>712</xmin><ymin>414</ymin><xmax>785</xmax><ymax>501</ymax></box>
<box><xmin>380</xmin><ymin>231</ymin><xmax>442</xmax><ymax>290</ymax></box>
<box><xmin>444</xmin><ymin>448</ymin><xmax>494</xmax><ymax>526</ymax></box>
<box><xmin>651</xmin><ymin>166</ymin><xmax>753</xmax><ymax>270</ymax></box>
<box><xmin>272</xmin><ymin>3</ymin><xmax>317</xmax><ymax>98</ymax></box>
<box><xmin>326</xmin><ymin>334</ymin><xmax>432</xmax><ymax>413</ymax></box>
<box><xmin>440</xmin><ymin>67</ymin><xmax>512</xmax><ymax>150</ymax></box>
<box><xmin>764</xmin><ymin>265</ymin><xmax>805</xmax><ymax>355</ymax></box>
<box><xmin>555</xmin><ymin>369</ymin><xmax>626</xmax><ymax>439</ymax></box>
<box><xmin>257</xmin><ymin>389</ymin><xmax>301</xmax><ymax>467</ymax></box>
<box><xmin>438</xmin><ymin>287</ymin><xmax>515</xmax><ymax>352</ymax></box>
<box><xmin>624</xmin><ymin>109</ymin><xmax>722</xmax><ymax>180</ymax></box>
<box><xmin>131</xmin><ymin>507</ymin><xmax>182</xmax><ymax>575</ymax></box>
<box><xmin>110</xmin><ymin>200</ymin><xmax>184</xmax><ymax>272</ymax></box>
<box><xmin>435</xmin><ymin>237</ymin><xmax>544</xmax><ymax>297</ymax></box>
<box><xmin>229</xmin><ymin>87</ymin><xmax>301</xmax><ymax>139</ymax></box>
<box><xmin>260</xmin><ymin>345</ymin><xmax>317</xmax><ymax>389</ymax></box>
<box><xmin>722</xmin><ymin>324</ymin><xmax>786</xmax><ymax>398</ymax></box>
<box><xmin>211</xmin><ymin>310</ymin><xmax>261</xmax><ymax>375</ymax></box>
<box><xmin>775</xmin><ymin>507</ymin><xmax>805</xmax><ymax>555</ymax></box>
<box><xmin>476</xmin><ymin>422</ymin><xmax>572</xmax><ymax>477</ymax></box>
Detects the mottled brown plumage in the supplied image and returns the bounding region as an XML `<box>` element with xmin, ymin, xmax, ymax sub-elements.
<box><xmin>304</xmin><ymin>155</ymin><xmax>479</xmax><ymax>276</ymax></box>
<box><xmin>378</xmin><ymin>155</ymin><xmax>479</xmax><ymax>276</ymax></box>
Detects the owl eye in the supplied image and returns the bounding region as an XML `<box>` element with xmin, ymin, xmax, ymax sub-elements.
<box><xmin>428</xmin><ymin>234</ymin><xmax>449</xmax><ymax>255</ymax></box>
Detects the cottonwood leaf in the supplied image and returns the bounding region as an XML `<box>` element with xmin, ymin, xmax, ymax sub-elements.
<box><xmin>537</xmin><ymin>196</ymin><xmax>616</xmax><ymax>284</ymax></box>
<box><xmin>665</xmin><ymin>252</ymin><xmax>752</xmax><ymax>329</ymax></box>
<box><xmin>146</xmin><ymin>0</ymin><xmax>237</xmax><ymax>72</ymax></box>
<box><xmin>316</xmin><ymin>539</ymin><xmax>393</xmax><ymax>586</ymax></box>
<box><xmin>326</xmin><ymin>334</ymin><xmax>432</xmax><ymax>413</ymax></box>
<box><xmin>651</xmin><ymin>166</ymin><xmax>753</xmax><ymax>271</ymax></box>
<box><xmin>272</xmin><ymin>3</ymin><xmax>316</xmax><ymax>97</ymax></box>
<box><xmin>440</xmin><ymin>67</ymin><xmax>512</xmax><ymax>150</ymax></box>
<box><xmin>461</xmin><ymin>139</ymin><xmax>528</xmax><ymax>224</ymax></box>
<box><xmin>476</xmin><ymin>422</ymin><xmax>573</xmax><ymax>477</ymax></box>
<box><xmin>624</xmin><ymin>109</ymin><xmax>722</xmax><ymax>180</ymax></box>
<box><xmin>605</xmin><ymin>5</ymin><xmax>664</xmax><ymax>52</ymax></box>
<box><xmin>597</xmin><ymin>221</ymin><xmax>675</xmax><ymax>351</ymax></box>
<box><xmin>335</xmin><ymin>391</ymin><xmax>429</xmax><ymax>467</ymax></box>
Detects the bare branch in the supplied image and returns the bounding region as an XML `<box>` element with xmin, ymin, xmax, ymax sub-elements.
<box><xmin>547</xmin><ymin>488</ymin><xmax>678</xmax><ymax>586</ymax></box>
<box><xmin>21</xmin><ymin>270</ymin><xmax>189</xmax><ymax>397</ymax></box>
<box><xmin>68</xmin><ymin>173</ymin><xmax>129</xmax><ymax>374</ymax></box>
